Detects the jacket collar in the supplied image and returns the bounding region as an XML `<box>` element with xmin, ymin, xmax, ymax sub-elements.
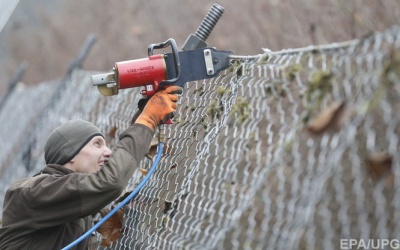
<box><xmin>40</xmin><ymin>164</ymin><xmax>76</xmax><ymax>176</ymax></box>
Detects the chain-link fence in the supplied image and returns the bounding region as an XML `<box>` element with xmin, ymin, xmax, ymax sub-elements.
<box><xmin>1</xmin><ymin>26</ymin><xmax>399</xmax><ymax>249</ymax></box>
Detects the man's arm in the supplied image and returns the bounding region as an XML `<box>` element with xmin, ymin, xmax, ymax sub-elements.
<box><xmin>23</xmin><ymin>86</ymin><xmax>181</xmax><ymax>227</ymax></box>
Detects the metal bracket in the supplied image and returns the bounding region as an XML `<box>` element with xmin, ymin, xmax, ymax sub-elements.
<box><xmin>204</xmin><ymin>49</ymin><xmax>214</xmax><ymax>75</ymax></box>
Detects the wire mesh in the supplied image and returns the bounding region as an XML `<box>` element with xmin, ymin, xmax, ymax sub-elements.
<box><xmin>0</xmin><ymin>26</ymin><xmax>399</xmax><ymax>249</ymax></box>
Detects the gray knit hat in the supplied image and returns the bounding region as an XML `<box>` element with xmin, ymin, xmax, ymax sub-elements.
<box><xmin>44</xmin><ymin>119</ymin><xmax>104</xmax><ymax>165</ymax></box>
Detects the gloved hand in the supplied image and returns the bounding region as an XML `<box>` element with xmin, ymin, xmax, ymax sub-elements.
<box><xmin>135</xmin><ymin>86</ymin><xmax>183</xmax><ymax>131</ymax></box>
<box><xmin>130</xmin><ymin>98</ymin><xmax>149</xmax><ymax>125</ymax></box>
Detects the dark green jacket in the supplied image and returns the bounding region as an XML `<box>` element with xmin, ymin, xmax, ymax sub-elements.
<box><xmin>0</xmin><ymin>124</ymin><xmax>153</xmax><ymax>250</ymax></box>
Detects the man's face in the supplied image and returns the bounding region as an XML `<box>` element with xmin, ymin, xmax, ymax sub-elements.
<box><xmin>70</xmin><ymin>136</ymin><xmax>112</xmax><ymax>173</ymax></box>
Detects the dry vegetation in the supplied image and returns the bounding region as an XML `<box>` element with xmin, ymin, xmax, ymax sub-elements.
<box><xmin>0</xmin><ymin>0</ymin><xmax>399</xmax><ymax>94</ymax></box>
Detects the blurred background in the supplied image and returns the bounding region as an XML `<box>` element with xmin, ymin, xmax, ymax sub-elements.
<box><xmin>0</xmin><ymin>0</ymin><xmax>399</xmax><ymax>95</ymax></box>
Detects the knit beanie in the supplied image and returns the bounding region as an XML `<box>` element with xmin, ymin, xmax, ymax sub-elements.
<box><xmin>44</xmin><ymin>119</ymin><xmax>104</xmax><ymax>165</ymax></box>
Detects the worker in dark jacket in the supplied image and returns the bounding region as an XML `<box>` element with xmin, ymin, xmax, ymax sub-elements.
<box><xmin>0</xmin><ymin>86</ymin><xmax>182</xmax><ymax>250</ymax></box>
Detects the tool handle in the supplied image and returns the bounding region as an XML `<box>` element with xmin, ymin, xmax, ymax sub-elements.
<box><xmin>148</xmin><ymin>38</ymin><xmax>181</xmax><ymax>86</ymax></box>
<box><xmin>195</xmin><ymin>3</ymin><xmax>224</xmax><ymax>41</ymax></box>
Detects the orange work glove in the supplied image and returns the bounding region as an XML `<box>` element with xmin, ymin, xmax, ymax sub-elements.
<box><xmin>135</xmin><ymin>86</ymin><xmax>183</xmax><ymax>131</ymax></box>
<box><xmin>130</xmin><ymin>97</ymin><xmax>149</xmax><ymax>124</ymax></box>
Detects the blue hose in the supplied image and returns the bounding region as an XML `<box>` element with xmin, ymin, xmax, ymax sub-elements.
<box><xmin>62</xmin><ymin>142</ymin><xmax>164</xmax><ymax>250</ymax></box>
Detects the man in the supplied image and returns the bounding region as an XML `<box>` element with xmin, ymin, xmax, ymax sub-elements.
<box><xmin>0</xmin><ymin>86</ymin><xmax>182</xmax><ymax>249</ymax></box>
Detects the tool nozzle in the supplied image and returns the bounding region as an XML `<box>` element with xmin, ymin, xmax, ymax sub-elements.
<box><xmin>91</xmin><ymin>72</ymin><xmax>119</xmax><ymax>96</ymax></box>
<box><xmin>91</xmin><ymin>72</ymin><xmax>115</xmax><ymax>86</ymax></box>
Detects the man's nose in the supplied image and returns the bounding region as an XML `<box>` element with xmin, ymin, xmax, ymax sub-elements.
<box><xmin>103</xmin><ymin>146</ymin><xmax>112</xmax><ymax>157</ymax></box>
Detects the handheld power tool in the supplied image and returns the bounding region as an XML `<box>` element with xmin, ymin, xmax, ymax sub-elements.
<box><xmin>91</xmin><ymin>3</ymin><xmax>233</xmax><ymax>101</ymax></box>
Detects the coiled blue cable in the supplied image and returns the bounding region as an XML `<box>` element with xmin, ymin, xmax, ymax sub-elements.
<box><xmin>62</xmin><ymin>142</ymin><xmax>164</xmax><ymax>250</ymax></box>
